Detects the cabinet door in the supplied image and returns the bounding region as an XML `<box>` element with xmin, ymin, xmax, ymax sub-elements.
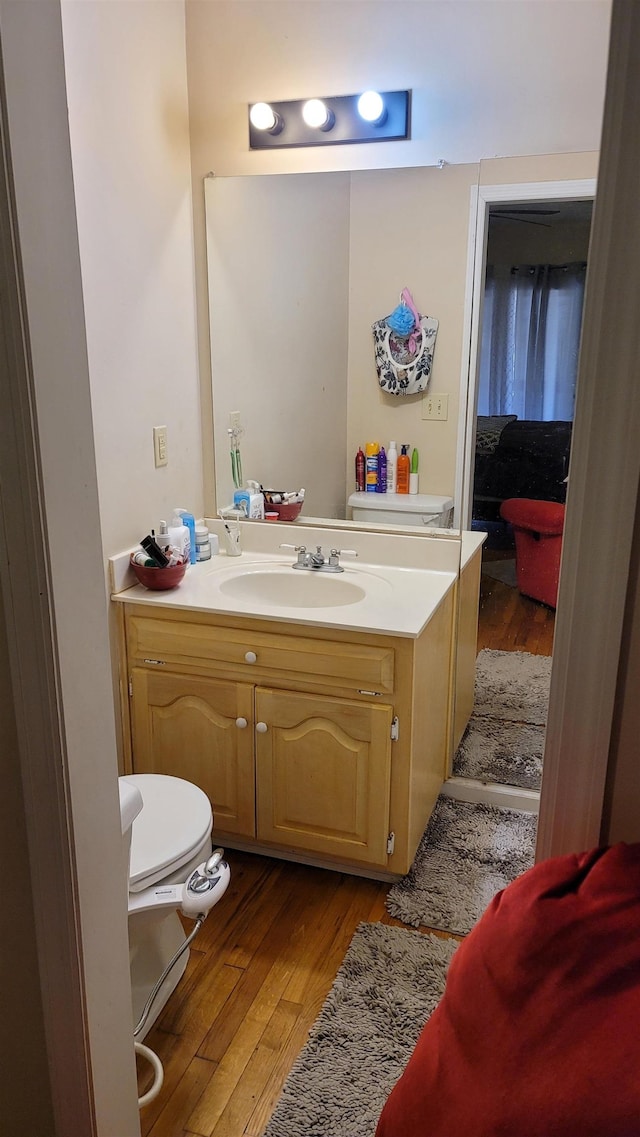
<box><xmin>130</xmin><ymin>668</ymin><xmax>255</xmax><ymax>837</ymax></box>
<box><xmin>255</xmin><ymin>687</ymin><xmax>393</xmax><ymax>866</ymax></box>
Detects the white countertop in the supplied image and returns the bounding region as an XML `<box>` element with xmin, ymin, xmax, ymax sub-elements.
<box><xmin>112</xmin><ymin>550</ymin><xmax>457</xmax><ymax>639</ymax></box>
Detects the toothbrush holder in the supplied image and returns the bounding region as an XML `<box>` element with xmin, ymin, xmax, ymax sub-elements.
<box><xmin>219</xmin><ymin>511</ymin><xmax>242</xmax><ymax>556</ymax></box>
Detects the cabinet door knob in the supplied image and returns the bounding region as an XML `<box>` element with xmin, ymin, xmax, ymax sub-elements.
<box><xmin>235</xmin><ymin>717</ymin><xmax>248</xmax><ymax>729</ymax></box>
<box><xmin>256</xmin><ymin>721</ymin><xmax>268</xmax><ymax>733</ymax></box>
<box><xmin>244</xmin><ymin>651</ymin><xmax>257</xmax><ymax>664</ymax></box>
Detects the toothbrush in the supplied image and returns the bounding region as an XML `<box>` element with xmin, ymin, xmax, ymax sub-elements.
<box><xmin>228</xmin><ymin>427</ymin><xmax>243</xmax><ymax>489</ymax></box>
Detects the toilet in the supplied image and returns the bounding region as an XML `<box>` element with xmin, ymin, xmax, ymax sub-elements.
<box><xmin>119</xmin><ymin>773</ymin><xmax>219</xmax><ymax>1039</ymax></box>
<box><xmin>348</xmin><ymin>490</ymin><xmax>454</xmax><ymax>528</ymax></box>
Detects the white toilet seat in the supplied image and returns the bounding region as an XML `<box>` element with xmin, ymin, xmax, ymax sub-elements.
<box><xmin>122</xmin><ymin>773</ymin><xmax>213</xmax><ymax>892</ymax></box>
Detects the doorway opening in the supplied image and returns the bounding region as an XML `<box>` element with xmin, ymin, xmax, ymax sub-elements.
<box><xmin>453</xmin><ymin>181</ymin><xmax>595</xmax><ymax>810</ymax></box>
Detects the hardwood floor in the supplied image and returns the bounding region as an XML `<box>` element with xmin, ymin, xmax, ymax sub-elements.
<box><xmin>137</xmin><ymin>560</ymin><xmax>555</xmax><ymax>1135</ymax></box>
<box><xmin>477</xmin><ymin>554</ymin><xmax>555</xmax><ymax>656</ymax></box>
<box><xmin>137</xmin><ymin>855</ymin><xmax>417</xmax><ymax>1136</ymax></box>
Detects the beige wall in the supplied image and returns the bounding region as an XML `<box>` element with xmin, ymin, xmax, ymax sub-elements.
<box><xmin>62</xmin><ymin>0</ymin><xmax>202</xmax><ymax>558</ymax></box>
<box><xmin>206</xmin><ymin>172</ymin><xmax>350</xmax><ymax>517</ymax></box>
<box><xmin>347</xmin><ymin>163</ymin><xmax>479</xmax><ymax>501</ymax></box>
<box><xmin>186</xmin><ymin>0</ymin><xmax>609</xmax><ymax>176</ymax></box>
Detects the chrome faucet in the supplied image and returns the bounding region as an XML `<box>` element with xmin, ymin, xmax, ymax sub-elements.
<box><xmin>279</xmin><ymin>544</ymin><xmax>358</xmax><ymax>573</ymax></box>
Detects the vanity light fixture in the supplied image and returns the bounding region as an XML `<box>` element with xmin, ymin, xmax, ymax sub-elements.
<box><xmin>248</xmin><ymin>90</ymin><xmax>410</xmax><ymax>150</ymax></box>
<box><xmin>301</xmin><ymin>98</ymin><xmax>335</xmax><ymax>131</ymax></box>
<box><xmin>357</xmin><ymin>90</ymin><xmax>387</xmax><ymax>125</ymax></box>
<box><xmin>248</xmin><ymin>101</ymin><xmax>284</xmax><ymax>135</ymax></box>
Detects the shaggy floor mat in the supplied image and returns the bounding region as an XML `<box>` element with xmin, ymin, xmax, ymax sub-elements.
<box><xmin>452</xmin><ymin>714</ymin><xmax>545</xmax><ymax>791</ymax></box>
<box><xmin>473</xmin><ymin>648</ymin><xmax>552</xmax><ymax>724</ymax></box>
<box><xmin>386</xmin><ymin>796</ymin><xmax>537</xmax><ymax>936</ymax></box>
<box><xmin>263</xmin><ymin>922</ymin><xmax>457</xmax><ymax>1137</ymax></box>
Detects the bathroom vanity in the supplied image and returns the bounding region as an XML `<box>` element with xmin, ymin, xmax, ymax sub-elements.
<box><xmin>113</xmin><ymin>528</ymin><xmax>482</xmax><ymax>878</ymax></box>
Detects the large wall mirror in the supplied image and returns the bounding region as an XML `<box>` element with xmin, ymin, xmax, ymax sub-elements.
<box><xmin>204</xmin><ymin>160</ymin><xmax>596</xmax><ymax>773</ymax></box>
<box><xmin>205</xmin><ymin>162</ymin><xmax>484</xmax><ymax>535</ymax></box>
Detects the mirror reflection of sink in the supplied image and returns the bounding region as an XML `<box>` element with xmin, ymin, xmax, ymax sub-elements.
<box><xmin>219</xmin><ymin>568</ymin><xmax>367</xmax><ymax>608</ymax></box>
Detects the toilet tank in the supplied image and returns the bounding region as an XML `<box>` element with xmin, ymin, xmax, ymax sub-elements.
<box><xmin>348</xmin><ymin>491</ymin><xmax>454</xmax><ymax>528</ymax></box>
<box><xmin>118</xmin><ymin>777</ymin><xmax>143</xmax><ymax>890</ymax></box>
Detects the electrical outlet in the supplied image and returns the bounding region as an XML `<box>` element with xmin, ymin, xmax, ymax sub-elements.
<box><xmin>153</xmin><ymin>425</ymin><xmax>168</xmax><ymax>467</ymax></box>
<box><xmin>422</xmin><ymin>393</ymin><xmax>449</xmax><ymax>420</ymax></box>
<box><xmin>229</xmin><ymin>410</ymin><xmax>241</xmax><ymax>430</ymax></box>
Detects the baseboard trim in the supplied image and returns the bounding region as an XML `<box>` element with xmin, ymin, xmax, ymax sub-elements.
<box><xmin>442</xmin><ymin>777</ymin><xmax>540</xmax><ymax>813</ymax></box>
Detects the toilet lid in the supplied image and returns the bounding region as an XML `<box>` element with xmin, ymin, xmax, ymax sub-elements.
<box><xmin>122</xmin><ymin>773</ymin><xmax>213</xmax><ymax>892</ymax></box>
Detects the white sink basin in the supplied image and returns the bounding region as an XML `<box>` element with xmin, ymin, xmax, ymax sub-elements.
<box><xmin>219</xmin><ymin>568</ymin><xmax>366</xmax><ymax>608</ymax></box>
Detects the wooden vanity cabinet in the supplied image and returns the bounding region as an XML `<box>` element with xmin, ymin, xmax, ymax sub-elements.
<box><xmin>119</xmin><ymin>592</ymin><xmax>454</xmax><ymax>877</ymax></box>
<box><xmin>129</xmin><ymin>668</ymin><xmax>256</xmax><ymax>837</ymax></box>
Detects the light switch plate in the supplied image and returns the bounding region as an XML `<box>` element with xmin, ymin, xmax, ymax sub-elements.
<box><xmin>153</xmin><ymin>425</ymin><xmax>168</xmax><ymax>467</ymax></box>
<box><xmin>422</xmin><ymin>393</ymin><xmax>449</xmax><ymax>420</ymax></box>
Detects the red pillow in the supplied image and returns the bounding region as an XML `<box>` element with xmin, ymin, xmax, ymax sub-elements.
<box><xmin>376</xmin><ymin>843</ymin><xmax>640</xmax><ymax>1137</ymax></box>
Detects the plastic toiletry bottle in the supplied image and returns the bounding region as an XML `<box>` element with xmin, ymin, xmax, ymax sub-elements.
<box><xmin>156</xmin><ymin>519</ymin><xmax>171</xmax><ymax>553</ymax></box>
<box><xmin>396</xmin><ymin>445</ymin><xmax>410</xmax><ymax>494</ymax></box>
<box><xmin>387</xmin><ymin>441</ymin><xmax>398</xmax><ymax>494</ymax></box>
<box><xmin>131</xmin><ymin>550</ymin><xmax>156</xmax><ymax>567</ymax></box>
<box><xmin>376</xmin><ymin>446</ymin><xmax>387</xmax><ymax>493</ymax></box>
<box><xmin>246</xmin><ymin>481</ymin><xmax>265</xmax><ymax>519</ymax></box>
<box><xmin>176</xmin><ymin>509</ymin><xmax>197</xmax><ymax>564</ymax></box>
<box><xmin>355</xmin><ymin>446</ymin><xmax>365</xmax><ymax>492</ymax></box>
<box><xmin>410</xmin><ymin>447</ymin><xmax>419</xmax><ymax>494</ymax></box>
<box><xmin>365</xmin><ymin>442</ymin><xmax>379</xmax><ymax>492</ymax></box>
<box><xmin>168</xmin><ymin>511</ymin><xmax>190</xmax><ymax>563</ymax></box>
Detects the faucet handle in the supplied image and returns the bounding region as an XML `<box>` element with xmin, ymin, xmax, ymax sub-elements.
<box><xmin>330</xmin><ymin>548</ymin><xmax>358</xmax><ymax>558</ymax></box>
<box><xmin>279</xmin><ymin>543</ymin><xmax>306</xmax><ymax>553</ymax></box>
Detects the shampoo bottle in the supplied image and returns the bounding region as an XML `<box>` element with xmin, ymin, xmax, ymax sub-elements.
<box><xmin>396</xmin><ymin>445</ymin><xmax>410</xmax><ymax>494</ymax></box>
<box><xmin>387</xmin><ymin>441</ymin><xmax>398</xmax><ymax>494</ymax></box>
<box><xmin>365</xmin><ymin>442</ymin><xmax>379</xmax><ymax>492</ymax></box>
<box><xmin>355</xmin><ymin>447</ymin><xmax>365</xmax><ymax>492</ymax></box>
<box><xmin>376</xmin><ymin>446</ymin><xmax>387</xmax><ymax>493</ymax></box>
<box><xmin>168</xmin><ymin>511</ymin><xmax>190</xmax><ymax>562</ymax></box>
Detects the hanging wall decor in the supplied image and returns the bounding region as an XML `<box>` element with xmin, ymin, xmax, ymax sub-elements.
<box><xmin>372</xmin><ymin>287</ymin><xmax>438</xmax><ymax>396</ymax></box>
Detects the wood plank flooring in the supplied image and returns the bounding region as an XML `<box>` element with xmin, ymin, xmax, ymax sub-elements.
<box><xmin>137</xmin><ymin>558</ymin><xmax>554</xmax><ymax>1135</ymax></box>
<box><xmin>477</xmin><ymin>555</ymin><xmax>555</xmax><ymax>656</ymax></box>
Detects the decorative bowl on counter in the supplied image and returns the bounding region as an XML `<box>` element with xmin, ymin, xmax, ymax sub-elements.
<box><xmin>263</xmin><ymin>501</ymin><xmax>303</xmax><ymax>522</ymax></box>
<box><xmin>130</xmin><ymin>560</ymin><xmax>187</xmax><ymax>590</ymax></box>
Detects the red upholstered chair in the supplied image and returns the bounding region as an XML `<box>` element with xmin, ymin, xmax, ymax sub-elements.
<box><xmin>499</xmin><ymin>497</ymin><xmax>565</xmax><ymax>608</ymax></box>
<box><xmin>375</xmin><ymin>843</ymin><xmax>640</xmax><ymax>1137</ymax></box>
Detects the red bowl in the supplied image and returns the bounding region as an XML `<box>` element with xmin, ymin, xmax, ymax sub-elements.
<box><xmin>266</xmin><ymin>501</ymin><xmax>303</xmax><ymax>522</ymax></box>
<box><xmin>131</xmin><ymin>560</ymin><xmax>187</xmax><ymax>590</ymax></box>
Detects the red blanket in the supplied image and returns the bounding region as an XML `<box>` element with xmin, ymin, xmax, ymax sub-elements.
<box><xmin>376</xmin><ymin>843</ymin><xmax>640</xmax><ymax>1137</ymax></box>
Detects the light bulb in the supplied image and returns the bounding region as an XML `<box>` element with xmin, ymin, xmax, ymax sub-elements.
<box><xmin>302</xmin><ymin>98</ymin><xmax>334</xmax><ymax>131</ymax></box>
<box><xmin>250</xmin><ymin>102</ymin><xmax>277</xmax><ymax>131</ymax></box>
<box><xmin>357</xmin><ymin>91</ymin><xmax>386</xmax><ymax>125</ymax></box>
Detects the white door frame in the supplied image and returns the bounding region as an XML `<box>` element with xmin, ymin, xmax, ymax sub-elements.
<box><xmin>455</xmin><ymin>177</ymin><xmax>597</xmax><ymax>531</ymax></box>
